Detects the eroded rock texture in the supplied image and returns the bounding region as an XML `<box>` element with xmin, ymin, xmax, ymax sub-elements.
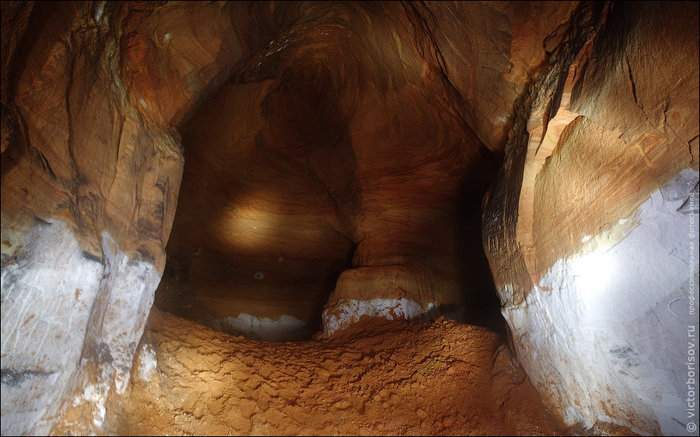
<box><xmin>483</xmin><ymin>2</ymin><xmax>699</xmax><ymax>435</ymax></box>
<box><xmin>1</xmin><ymin>1</ymin><xmax>698</xmax><ymax>436</ymax></box>
<box><xmin>156</xmin><ymin>2</ymin><xmax>500</xmax><ymax>340</ymax></box>
<box><xmin>1</xmin><ymin>2</ymin><xmax>270</xmax><ymax>434</ymax></box>
<box><xmin>155</xmin><ymin>2</ymin><xmax>590</xmax><ymax>340</ymax></box>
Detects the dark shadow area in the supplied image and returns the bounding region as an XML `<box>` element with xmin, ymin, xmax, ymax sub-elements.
<box><xmin>454</xmin><ymin>147</ymin><xmax>507</xmax><ymax>336</ymax></box>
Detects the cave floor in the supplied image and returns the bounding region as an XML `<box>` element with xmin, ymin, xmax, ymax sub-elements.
<box><xmin>63</xmin><ymin>309</ymin><xmax>564</xmax><ymax>436</ymax></box>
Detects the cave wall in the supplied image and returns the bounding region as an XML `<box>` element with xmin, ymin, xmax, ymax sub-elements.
<box><xmin>155</xmin><ymin>1</ymin><xmax>586</xmax><ymax>340</ymax></box>
<box><xmin>0</xmin><ymin>1</ymin><xmax>505</xmax><ymax>432</ymax></box>
<box><xmin>1</xmin><ymin>1</ymin><xmax>698</xmax><ymax>436</ymax></box>
<box><xmin>157</xmin><ymin>1</ymin><xmax>501</xmax><ymax>339</ymax></box>
<box><xmin>483</xmin><ymin>2</ymin><xmax>699</xmax><ymax>435</ymax></box>
<box><xmin>0</xmin><ymin>2</ymin><xmax>278</xmax><ymax>434</ymax></box>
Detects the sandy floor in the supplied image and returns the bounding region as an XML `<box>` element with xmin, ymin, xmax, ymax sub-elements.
<box><xmin>63</xmin><ymin>309</ymin><xmax>562</xmax><ymax>436</ymax></box>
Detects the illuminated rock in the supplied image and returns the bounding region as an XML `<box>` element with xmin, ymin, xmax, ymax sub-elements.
<box><xmin>0</xmin><ymin>1</ymin><xmax>697</xmax><ymax>435</ymax></box>
<box><xmin>483</xmin><ymin>3</ymin><xmax>699</xmax><ymax>434</ymax></box>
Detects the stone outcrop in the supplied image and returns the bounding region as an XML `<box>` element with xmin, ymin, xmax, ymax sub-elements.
<box><xmin>1</xmin><ymin>2</ymin><xmax>269</xmax><ymax>434</ymax></box>
<box><xmin>483</xmin><ymin>2</ymin><xmax>699</xmax><ymax>435</ymax></box>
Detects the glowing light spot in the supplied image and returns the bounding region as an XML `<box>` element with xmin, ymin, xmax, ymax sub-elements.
<box><xmin>571</xmin><ymin>250</ymin><xmax>615</xmax><ymax>307</ymax></box>
<box><xmin>581</xmin><ymin>235</ymin><xmax>592</xmax><ymax>243</ymax></box>
<box><xmin>93</xmin><ymin>2</ymin><xmax>105</xmax><ymax>23</ymax></box>
<box><xmin>164</xmin><ymin>32</ymin><xmax>171</xmax><ymax>42</ymax></box>
<box><xmin>139</xmin><ymin>99</ymin><xmax>147</xmax><ymax>108</ymax></box>
<box><xmin>214</xmin><ymin>191</ymin><xmax>281</xmax><ymax>252</ymax></box>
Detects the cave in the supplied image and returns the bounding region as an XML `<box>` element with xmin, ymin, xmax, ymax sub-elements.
<box><xmin>1</xmin><ymin>1</ymin><xmax>698</xmax><ymax>436</ymax></box>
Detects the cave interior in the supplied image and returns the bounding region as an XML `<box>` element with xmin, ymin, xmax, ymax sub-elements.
<box><xmin>1</xmin><ymin>1</ymin><xmax>698</xmax><ymax>436</ymax></box>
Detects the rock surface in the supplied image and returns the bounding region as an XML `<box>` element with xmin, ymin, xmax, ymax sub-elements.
<box><xmin>1</xmin><ymin>1</ymin><xmax>697</xmax><ymax>435</ymax></box>
<box><xmin>1</xmin><ymin>2</ymin><xmax>268</xmax><ymax>434</ymax></box>
<box><xmin>483</xmin><ymin>2</ymin><xmax>699</xmax><ymax>435</ymax></box>
<box><xmin>156</xmin><ymin>0</ymin><xmax>502</xmax><ymax>338</ymax></box>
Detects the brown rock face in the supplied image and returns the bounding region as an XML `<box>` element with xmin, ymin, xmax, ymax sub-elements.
<box><xmin>1</xmin><ymin>1</ymin><xmax>697</xmax><ymax>436</ymax></box>
<box><xmin>1</xmin><ymin>2</ymin><xmax>280</xmax><ymax>434</ymax></box>
<box><xmin>156</xmin><ymin>2</ymin><xmax>500</xmax><ymax>338</ymax></box>
<box><xmin>483</xmin><ymin>2</ymin><xmax>699</xmax><ymax>435</ymax></box>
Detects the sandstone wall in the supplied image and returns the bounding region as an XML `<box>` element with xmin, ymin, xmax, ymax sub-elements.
<box><xmin>1</xmin><ymin>2</ymin><xmax>269</xmax><ymax>433</ymax></box>
<box><xmin>483</xmin><ymin>2</ymin><xmax>699</xmax><ymax>434</ymax></box>
<box><xmin>2</xmin><ymin>2</ymin><xmax>697</xmax><ymax>435</ymax></box>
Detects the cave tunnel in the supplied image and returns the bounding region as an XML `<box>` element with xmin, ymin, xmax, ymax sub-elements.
<box><xmin>1</xmin><ymin>1</ymin><xmax>698</xmax><ymax>436</ymax></box>
<box><xmin>154</xmin><ymin>6</ymin><xmax>502</xmax><ymax>341</ymax></box>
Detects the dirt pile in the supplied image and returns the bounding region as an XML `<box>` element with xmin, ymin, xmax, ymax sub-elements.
<box><xmin>80</xmin><ymin>310</ymin><xmax>565</xmax><ymax>435</ymax></box>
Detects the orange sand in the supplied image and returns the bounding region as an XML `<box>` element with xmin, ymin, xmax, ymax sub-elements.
<box><xmin>88</xmin><ymin>309</ymin><xmax>565</xmax><ymax>436</ymax></box>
